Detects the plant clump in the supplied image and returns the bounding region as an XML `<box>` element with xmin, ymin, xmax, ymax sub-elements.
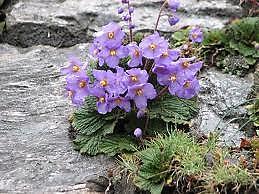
<box><xmin>201</xmin><ymin>17</ymin><xmax>259</xmax><ymax>76</ymax></box>
<box><xmin>119</xmin><ymin>131</ymin><xmax>254</xmax><ymax>194</ymax></box>
<box><xmin>61</xmin><ymin>0</ymin><xmax>201</xmax><ymax>156</ymax></box>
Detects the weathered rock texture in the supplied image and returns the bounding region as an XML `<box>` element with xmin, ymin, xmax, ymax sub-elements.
<box><xmin>192</xmin><ymin>68</ymin><xmax>254</xmax><ymax>146</ymax></box>
<box><xmin>1</xmin><ymin>0</ymin><xmax>242</xmax><ymax>47</ymax></box>
<box><xmin>0</xmin><ymin>44</ymin><xmax>113</xmax><ymax>193</ymax></box>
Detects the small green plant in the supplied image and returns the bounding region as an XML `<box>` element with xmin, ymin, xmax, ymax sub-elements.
<box><xmin>246</xmin><ymin>98</ymin><xmax>259</xmax><ymax>135</ymax></box>
<box><xmin>119</xmin><ymin>132</ymin><xmax>254</xmax><ymax>194</ymax></box>
<box><xmin>202</xmin><ymin>17</ymin><xmax>259</xmax><ymax>76</ymax></box>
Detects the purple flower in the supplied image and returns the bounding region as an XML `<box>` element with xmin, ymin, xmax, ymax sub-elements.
<box><xmin>168</xmin><ymin>0</ymin><xmax>180</xmax><ymax>11</ymax></box>
<box><xmin>125</xmin><ymin>68</ymin><xmax>149</xmax><ymax>86</ymax></box>
<box><xmin>155</xmin><ymin>49</ymin><xmax>179</xmax><ymax>65</ymax></box>
<box><xmin>168</xmin><ymin>15</ymin><xmax>180</xmax><ymax>26</ymax></box>
<box><xmin>139</xmin><ymin>32</ymin><xmax>168</xmax><ymax>59</ymax></box>
<box><xmin>127</xmin><ymin>43</ymin><xmax>143</xmax><ymax>67</ymax></box>
<box><xmin>129</xmin><ymin>7</ymin><xmax>134</xmax><ymax>14</ymax></box>
<box><xmin>113</xmin><ymin>67</ymin><xmax>128</xmax><ymax>95</ymax></box>
<box><xmin>152</xmin><ymin>64</ymin><xmax>170</xmax><ymax>77</ymax></box>
<box><xmin>122</xmin><ymin>0</ymin><xmax>129</xmax><ymax>3</ymax></box>
<box><xmin>176</xmin><ymin>76</ymin><xmax>200</xmax><ymax>99</ymax></box>
<box><xmin>65</xmin><ymin>90</ymin><xmax>84</xmax><ymax>106</ymax></box>
<box><xmin>99</xmin><ymin>45</ymin><xmax>129</xmax><ymax>68</ymax></box>
<box><xmin>61</xmin><ymin>57</ymin><xmax>84</xmax><ymax>76</ymax></box>
<box><xmin>92</xmin><ymin>70</ymin><xmax>115</xmax><ymax>93</ymax></box>
<box><xmin>89</xmin><ymin>39</ymin><xmax>105</xmax><ymax>66</ymax></box>
<box><xmin>134</xmin><ymin>128</ymin><xmax>142</xmax><ymax>138</ymax></box>
<box><xmin>109</xmin><ymin>96</ymin><xmax>131</xmax><ymax>112</ymax></box>
<box><xmin>154</xmin><ymin>65</ymin><xmax>181</xmax><ymax>87</ymax></box>
<box><xmin>65</xmin><ymin>73</ymin><xmax>90</xmax><ymax>106</ymax></box>
<box><xmin>127</xmin><ymin>83</ymin><xmax>157</xmax><ymax>109</ymax></box>
<box><xmin>177</xmin><ymin>58</ymin><xmax>202</xmax><ymax>76</ymax></box>
<box><xmin>91</xmin><ymin>87</ymin><xmax>110</xmax><ymax>114</ymax></box>
<box><xmin>189</xmin><ymin>26</ymin><xmax>203</xmax><ymax>43</ymax></box>
<box><xmin>118</xmin><ymin>7</ymin><xmax>124</xmax><ymax>14</ymax></box>
<box><xmin>97</xmin><ymin>22</ymin><xmax>125</xmax><ymax>48</ymax></box>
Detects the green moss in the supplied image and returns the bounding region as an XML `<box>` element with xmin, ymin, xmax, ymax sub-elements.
<box><xmin>211</xmin><ymin>165</ymin><xmax>252</xmax><ymax>185</ymax></box>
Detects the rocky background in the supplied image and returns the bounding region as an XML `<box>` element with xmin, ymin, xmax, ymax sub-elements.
<box><xmin>0</xmin><ymin>0</ymin><xmax>255</xmax><ymax>193</ymax></box>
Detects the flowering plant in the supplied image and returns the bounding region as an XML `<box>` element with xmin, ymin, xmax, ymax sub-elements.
<box><xmin>61</xmin><ymin>0</ymin><xmax>203</xmax><ymax>156</ymax></box>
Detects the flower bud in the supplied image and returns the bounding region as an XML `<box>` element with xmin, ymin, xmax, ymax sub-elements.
<box><xmin>168</xmin><ymin>0</ymin><xmax>180</xmax><ymax>11</ymax></box>
<box><xmin>129</xmin><ymin>7</ymin><xmax>134</xmax><ymax>14</ymax></box>
<box><xmin>129</xmin><ymin>24</ymin><xmax>136</xmax><ymax>29</ymax></box>
<box><xmin>122</xmin><ymin>14</ymin><xmax>131</xmax><ymax>21</ymax></box>
<box><xmin>118</xmin><ymin>7</ymin><xmax>124</xmax><ymax>14</ymax></box>
<box><xmin>168</xmin><ymin>15</ymin><xmax>180</xmax><ymax>26</ymax></box>
<box><xmin>134</xmin><ymin>128</ymin><xmax>142</xmax><ymax>138</ymax></box>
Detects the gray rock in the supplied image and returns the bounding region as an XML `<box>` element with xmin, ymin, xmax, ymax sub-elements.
<box><xmin>0</xmin><ymin>43</ymin><xmax>114</xmax><ymax>193</ymax></box>
<box><xmin>192</xmin><ymin>68</ymin><xmax>254</xmax><ymax>146</ymax></box>
<box><xmin>1</xmin><ymin>0</ymin><xmax>242</xmax><ymax>47</ymax></box>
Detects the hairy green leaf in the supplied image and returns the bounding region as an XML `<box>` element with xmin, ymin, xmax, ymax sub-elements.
<box><xmin>100</xmin><ymin>135</ymin><xmax>137</xmax><ymax>156</ymax></box>
<box><xmin>149</xmin><ymin>95</ymin><xmax>198</xmax><ymax>124</ymax></box>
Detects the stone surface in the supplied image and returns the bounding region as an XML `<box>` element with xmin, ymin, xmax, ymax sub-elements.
<box><xmin>192</xmin><ymin>68</ymin><xmax>254</xmax><ymax>146</ymax></box>
<box><xmin>0</xmin><ymin>44</ymin><xmax>114</xmax><ymax>193</ymax></box>
<box><xmin>0</xmin><ymin>0</ymin><xmax>242</xmax><ymax>47</ymax></box>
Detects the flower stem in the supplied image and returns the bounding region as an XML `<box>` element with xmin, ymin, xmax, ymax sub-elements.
<box><xmin>144</xmin><ymin>115</ymin><xmax>149</xmax><ymax>132</ymax></box>
<box><xmin>157</xmin><ymin>86</ymin><xmax>168</xmax><ymax>98</ymax></box>
<box><xmin>154</xmin><ymin>0</ymin><xmax>168</xmax><ymax>32</ymax></box>
<box><xmin>127</xmin><ymin>2</ymin><xmax>133</xmax><ymax>42</ymax></box>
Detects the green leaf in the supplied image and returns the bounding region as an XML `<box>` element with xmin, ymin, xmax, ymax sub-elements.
<box><xmin>74</xmin><ymin>135</ymin><xmax>103</xmax><ymax>155</ymax></box>
<box><xmin>100</xmin><ymin>135</ymin><xmax>137</xmax><ymax>156</ymax></box>
<box><xmin>172</xmin><ymin>30</ymin><xmax>187</xmax><ymax>42</ymax></box>
<box><xmin>245</xmin><ymin>57</ymin><xmax>256</xmax><ymax>65</ymax></box>
<box><xmin>72</xmin><ymin>97</ymin><xmax>121</xmax><ymax>155</ymax></box>
<box><xmin>149</xmin><ymin>94</ymin><xmax>198</xmax><ymax>124</ymax></box>
<box><xmin>135</xmin><ymin>175</ymin><xmax>164</xmax><ymax>194</ymax></box>
<box><xmin>203</xmin><ymin>29</ymin><xmax>225</xmax><ymax>46</ymax></box>
<box><xmin>72</xmin><ymin>97</ymin><xmax>120</xmax><ymax>136</ymax></box>
<box><xmin>73</xmin><ymin>118</ymin><xmax>118</xmax><ymax>155</ymax></box>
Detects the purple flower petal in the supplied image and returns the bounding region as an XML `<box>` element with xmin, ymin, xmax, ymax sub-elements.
<box><xmin>139</xmin><ymin>32</ymin><xmax>168</xmax><ymax>59</ymax></box>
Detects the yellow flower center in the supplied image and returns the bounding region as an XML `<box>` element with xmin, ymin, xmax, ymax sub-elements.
<box><xmin>192</xmin><ymin>33</ymin><xmax>198</xmax><ymax>39</ymax></box>
<box><xmin>115</xmin><ymin>98</ymin><xmax>121</xmax><ymax>104</ymax></box>
<box><xmin>99</xmin><ymin>97</ymin><xmax>105</xmax><ymax>103</ymax></box>
<box><xmin>149</xmin><ymin>43</ymin><xmax>156</xmax><ymax>50</ymax></box>
<box><xmin>162</xmin><ymin>51</ymin><xmax>168</xmax><ymax>57</ymax></box>
<box><xmin>182</xmin><ymin>61</ymin><xmax>189</xmax><ymax>68</ymax></box>
<box><xmin>130</xmin><ymin>75</ymin><xmax>138</xmax><ymax>82</ymax></box>
<box><xmin>79</xmin><ymin>80</ymin><xmax>86</xmax><ymax>88</ymax></box>
<box><xmin>100</xmin><ymin>80</ymin><xmax>108</xmax><ymax>87</ymax></box>
<box><xmin>184</xmin><ymin>81</ymin><xmax>191</xmax><ymax>88</ymax></box>
<box><xmin>136</xmin><ymin>89</ymin><xmax>143</xmax><ymax>96</ymax></box>
<box><xmin>134</xmin><ymin>49</ymin><xmax>140</xmax><ymax>57</ymax></box>
<box><xmin>110</xmin><ymin>49</ymin><xmax>117</xmax><ymax>56</ymax></box>
<box><xmin>170</xmin><ymin>74</ymin><xmax>177</xmax><ymax>82</ymax></box>
<box><xmin>72</xmin><ymin>65</ymin><xmax>80</xmax><ymax>72</ymax></box>
<box><xmin>108</xmin><ymin>32</ymin><xmax>115</xmax><ymax>39</ymax></box>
